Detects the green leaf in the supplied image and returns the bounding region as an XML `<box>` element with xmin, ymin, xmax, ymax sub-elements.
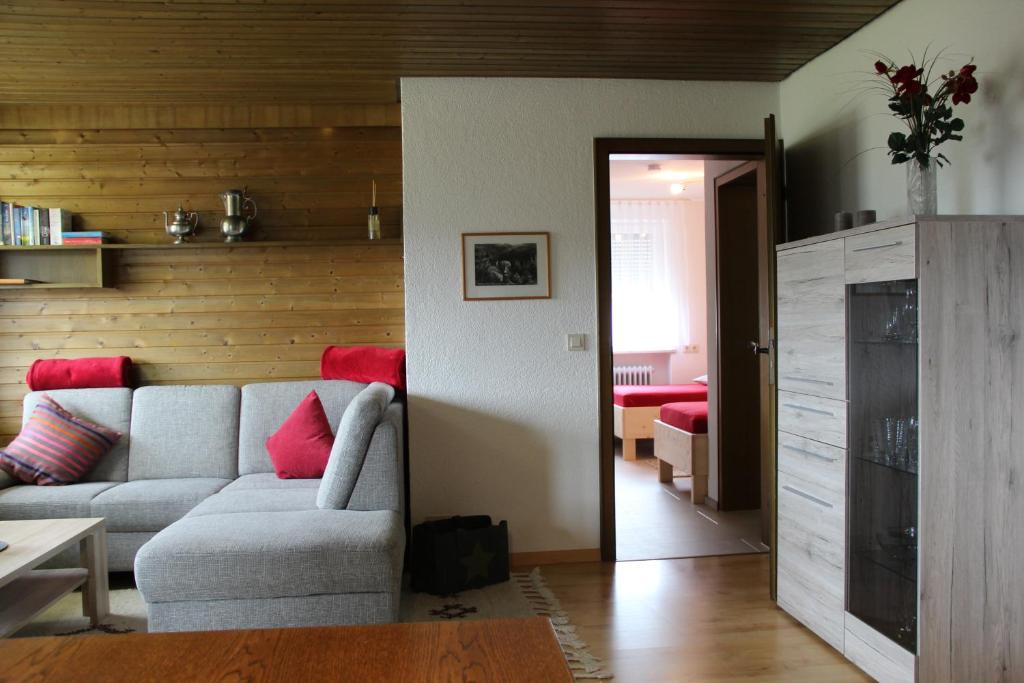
<box><xmin>888</xmin><ymin>132</ymin><xmax>907</xmax><ymax>151</ymax></box>
<box><xmin>950</xmin><ymin>118</ymin><xmax>965</xmax><ymax>131</ymax></box>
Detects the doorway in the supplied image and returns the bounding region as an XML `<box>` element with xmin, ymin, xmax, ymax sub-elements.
<box><xmin>595</xmin><ymin>129</ymin><xmax>782</xmax><ymax>577</ymax></box>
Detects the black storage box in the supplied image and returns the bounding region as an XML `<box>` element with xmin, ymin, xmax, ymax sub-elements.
<box><xmin>411</xmin><ymin>515</ymin><xmax>510</xmax><ymax>595</ymax></box>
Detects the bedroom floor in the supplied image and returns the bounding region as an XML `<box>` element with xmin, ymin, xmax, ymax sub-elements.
<box><xmin>615</xmin><ymin>440</ymin><xmax>768</xmax><ymax>561</ymax></box>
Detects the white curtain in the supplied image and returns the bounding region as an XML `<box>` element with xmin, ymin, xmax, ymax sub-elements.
<box><xmin>610</xmin><ymin>200</ymin><xmax>689</xmax><ymax>353</ymax></box>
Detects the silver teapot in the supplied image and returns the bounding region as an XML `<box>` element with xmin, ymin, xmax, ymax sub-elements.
<box><xmin>220</xmin><ymin>188</ymin><xmax>257</xmax><ymax>243</ymax></box>
<box><xmin>163</xmin><ymin>205</ymin><xmax>198</xmax><ymax>244</ymax></box>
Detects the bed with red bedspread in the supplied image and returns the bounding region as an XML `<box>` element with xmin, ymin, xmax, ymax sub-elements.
<box><xmin>612</xmin><ymin>383</ymin><xmax>707</xmax><ymax>460</ymax></box>
<box><xmin>612</xmin><ymin>383</ymin><xmax>707</xmax><ymax>407</ymax></box>
<box><xmin>658</xmin><ymin>401</ymin><xmax>709</xmax><ymax>434</ymax></box>
<box><xmin>654</xmin><ymin>400</ymin><xmax>710</xmax><ymax>503</ymax></box>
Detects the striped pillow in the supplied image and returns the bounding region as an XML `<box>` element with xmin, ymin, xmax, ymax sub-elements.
<box><xmin>0</xmin><ymin>395</ymin><xmax>122</xmax><ymax>486</ymax></box>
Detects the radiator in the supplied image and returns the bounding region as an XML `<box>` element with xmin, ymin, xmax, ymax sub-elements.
<box><xmin>613</xmin><ymin>365</ymin><xmax>653</xmax><ymax>386</ymax></box>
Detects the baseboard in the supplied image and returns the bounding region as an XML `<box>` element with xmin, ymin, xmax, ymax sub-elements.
<box><xmin>704</xmin><ymin>495</ymin><xmax>720</xmax><ymax>511</ymax></box>
<box><xmin>510</xmin><ymin>548</ymin><xmax>601</xmax><ymax>569</ymax></box>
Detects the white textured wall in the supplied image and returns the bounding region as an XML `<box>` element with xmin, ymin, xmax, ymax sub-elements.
<box><xmin>402</xmin><ymin>78</ymin><xmax>778</xmax><ymax>552</ymax></box>
<box><xmin>780</xmin><ymin>0</ymin><xmax>1024</xmax><ymax>239</ymax></box>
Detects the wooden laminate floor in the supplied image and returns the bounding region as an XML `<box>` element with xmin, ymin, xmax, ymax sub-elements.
<box><xmin>616</xmin><ymin>443</ymin><xmax>767</xmax><ymax>561</ymax></box>
<box><xmin>542</xmin><ymin>555</ymin><xmax>869</xmax><ymax>682</ymax></box>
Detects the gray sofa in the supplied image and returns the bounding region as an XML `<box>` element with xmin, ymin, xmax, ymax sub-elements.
<box><xmin>0</xmin><ymin>379</ymin><xmax>404</xmax><ymax>631</ymax></box>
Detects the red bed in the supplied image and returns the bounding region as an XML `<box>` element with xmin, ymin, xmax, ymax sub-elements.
<box><xmin>612</xmin><ymin>383</ymin><xmax>707</xmax><ymax>407</ymax></box>
<box><xmin>659</xmin><ymin>401</ymin><xmax>709</xmax><ymax>434</ymax></box>
<box><xmin>654</xmin><ymin>401</ymin><xmax>710</xmax><ymax>503</ymax></box>
<box><xmin>612</xmin><ymin>383</ymin><xmax>708</xmax><ymax>460</ymax></box>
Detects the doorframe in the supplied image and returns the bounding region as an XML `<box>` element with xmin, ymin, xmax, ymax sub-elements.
<box><xmin>594</xmin><ymin>138</ymin><xmax>766</xmax><ymax>562</ymax></box>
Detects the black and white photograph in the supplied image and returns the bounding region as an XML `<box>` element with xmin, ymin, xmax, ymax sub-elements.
<box><xmin>461</xmin><ymin>232</ymin><xmax>551</xmax><ymax>300</ymax></box>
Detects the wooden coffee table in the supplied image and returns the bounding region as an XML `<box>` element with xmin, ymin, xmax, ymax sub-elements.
<box><xmin>0</xmin><ymin>616</ymin><xmax>573</xmax><ymax>682</ymax></box>
<box><xmin>0</xmin><ymin>518</ymin><xmax>109</xmax><ymax>638</ymax></box>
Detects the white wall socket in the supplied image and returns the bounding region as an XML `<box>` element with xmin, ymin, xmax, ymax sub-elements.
<box><xmin>567</xmin><ymin>334</ymin><xmax>587</xmax><ymax>351</ymax></box>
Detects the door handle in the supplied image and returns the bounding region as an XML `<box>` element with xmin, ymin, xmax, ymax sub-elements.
<box><xmin>749</xmin><ymin>341</ymin><xmax>770</xmax><ymax>355</ymax></box>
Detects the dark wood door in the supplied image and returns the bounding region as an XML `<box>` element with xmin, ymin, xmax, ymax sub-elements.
<box><xmin>762</xmin><ymin>114</ymin><xmax>783</xmax><ymax>596</ymax></box>
<box><xmin>714</xmin><ymin>162</ymin><xmax>763</xmax><ymax>513</ymax></box>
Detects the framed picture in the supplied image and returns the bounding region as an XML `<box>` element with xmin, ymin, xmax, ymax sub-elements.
<box><xmin>461</xmin><ymin>232</ymin><xmax>551</xmax><ymax>301</ymax></box>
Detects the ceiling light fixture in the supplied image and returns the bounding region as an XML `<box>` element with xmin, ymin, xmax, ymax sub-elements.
<box><xmin>670</xmin><ymin>183</ymin><xmax>685</xmax><ymax>196</ymax></box>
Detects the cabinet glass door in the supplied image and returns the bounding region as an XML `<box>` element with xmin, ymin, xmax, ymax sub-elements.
<box><xmin>847</xmin><ymin>279</ymin><xmax>918</xmax><ymax>653</ymax></box>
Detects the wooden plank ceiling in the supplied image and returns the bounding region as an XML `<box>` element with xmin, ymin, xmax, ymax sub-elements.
<box><xmin>0</xmin><ymin>1</ymin><xmax>901</xmax><ymax>104</ymax></box>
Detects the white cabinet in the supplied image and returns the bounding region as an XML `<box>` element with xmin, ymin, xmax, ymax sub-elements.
<box><xmin>776</xmin><ymin>239</ymin><xmax>846</xmax><ymax>401</ymax></box>
<box><xmin>776</xmin><ymin>220</ymin><xmax>917</xmax><ymax>682</ymax></box>
<box><xmin>778</xmin><ymin>216</ymin><xmax>1024</xmax><ymax>683</ymax></box>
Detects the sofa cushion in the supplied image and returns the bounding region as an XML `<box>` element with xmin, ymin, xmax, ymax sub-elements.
<box><xmin>265</xmin><ymin>391</ymin><xmax>335</xmax><ymax>479</ymax></box>
<box><xmin>186</xmin><ymin>489</ymin><xmax>318</xmax><ymax>518</ymax></box>
<box><xmin>1</xmin><ymin>395</ymin><xmax>122</xmax><ymax>485</ymax></box>
<box><xmin>317</xmin><ymin>382</ymin><xmax>395</xmax><ymax>510</ymax></box>
<box><xmin>222</xmin><ymin>474</ymin><xmax>321</xmax><ymax>492</ymax></box>
<box><xmin>0</xmin><ymin>481</ymin><xmax>118</xmax><ymax>519</ymax></box>
<box><xmin>128</xmin><ymin>386</ymin><xmax>240</xmax><ymax>480</ymax></box>
<box><xmin>135</xmin><ymin>509</ymin><xmax>404</xmax><ymax>602</ymax></box>
<box><xmin>238</xmin><ymin>380</ymin><xmax>367</xmax><ymax>476</ymax></box>
<box><xmin>23</xmin><ymin>388</ymin><xmax>132</xmax><ymax>482</ymax></box>
<box><xmin>90</xmin><ymin>478</ymin><xmax>231</xmax><ymax>532</ymax></box>
<box><xmin>320</xmin><ymin>346</ymin><xmax>406</xmax><ymax>390</ymax></box>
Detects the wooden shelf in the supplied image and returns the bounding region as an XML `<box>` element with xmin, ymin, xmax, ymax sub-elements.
<box><xmin>0</xmin><ymin>239</ymin><xmax>401</xmax><ymax>252</ymax></box>
<box><xmin>0</xmin><ymin>239</ymin><xmax>401</xmax><ymax>289</ymax></box>
<box><xmin>0</xmin><ymin>247</ymin><xmax>109</xmax><ymax>289</ymax></box>
<box><xmin>102</xmin><ymin>239</ymin><xmax>401</xmax><ymax>250</ymax></box>
<box><xmin>0</xmin><ymin>567</ymin><xmax>88</xmax><ymax>638</ymax></box>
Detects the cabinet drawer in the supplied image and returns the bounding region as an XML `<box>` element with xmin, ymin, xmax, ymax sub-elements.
<box><xmin>778</xmin><ymin>390</ymin><xmax>847</xmax><ymax>448</ymax></box>
<box><xmin>777</xmin><ymin>432</ymin><xmax>845</xmax><ymax>497</ymax></box>
<box><xmin>777</xmin><ymin>470</ymin><xmax>844</xmax><ymax>560</ymax></box>
<box><xmin>777</xmin><ymin>469</ymin><xmax>846</xmax><ymax>650</ymax></box>
<box><xmin>777</xmin><ymin>239</ymin><xmax>846</xmax><ymax>400</ymax></box>
<box><xmin>778</xmin><ymin>565</ymin><xmax>845</xmax><ymax>651</ymax></box>
<box><xmin>845</xmin><ymin>224</ymin><xmax>916</xmax><ymax>284</ymax></box>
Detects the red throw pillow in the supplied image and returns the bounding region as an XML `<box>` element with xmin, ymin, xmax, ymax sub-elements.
<box><xmin>265</xmin><ymin>391</ymin><xmax>336</xmax><ymax>479</ymax></box>
<box><xmin>320</xmin><ymin>346</ymin><xmax>406</xmax><ymax>391</ymax></box>
<box><xmin>0</xmin><ymin>395</ymin><xmax>122</xmax><ymax>485</ymax></box>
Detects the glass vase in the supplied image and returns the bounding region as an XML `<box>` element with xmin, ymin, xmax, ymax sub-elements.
<box><xmin>906</xmin><ymin>160</ymin><xmax>937</xmax><ymax>216</ymax></box>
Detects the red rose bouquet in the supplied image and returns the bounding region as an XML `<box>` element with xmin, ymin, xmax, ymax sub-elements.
<box><xmin>873</xmin><ymin>53</ymin><xmax>979</xmax><ymax>168</ymax></box>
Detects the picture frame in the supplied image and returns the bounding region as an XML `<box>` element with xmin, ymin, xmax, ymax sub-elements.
<box><xmin>461</xmin><ymin>231</ymin><xmax>552</xmax><ymax>301</ymax></box>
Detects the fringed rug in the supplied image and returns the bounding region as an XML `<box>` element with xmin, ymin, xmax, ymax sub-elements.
<box><xmin>15</xmin><ymin>569</ymin><xmax>612</xmax><ymax>680</ymax></box>
<box><xmin>401</xmin><ymin>569</ymin><xmax>612</xmax><ymax>680</ymax></box>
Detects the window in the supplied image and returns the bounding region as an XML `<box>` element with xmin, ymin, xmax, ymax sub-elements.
<box><xmin>610</xmin><ymin>200</ymin><xmax>687</xmax><ymax>353</ymax></box>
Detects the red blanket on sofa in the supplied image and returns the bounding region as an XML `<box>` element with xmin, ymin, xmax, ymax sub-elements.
<box><xmin>321</xmin><ymin>346</ymin><xmax>406</xmax><ymax>390</ymax></box>
<box><xmin>26</xmin><ymin>356</ymin><xmax>133</xmax><ymax>391</ymax></box>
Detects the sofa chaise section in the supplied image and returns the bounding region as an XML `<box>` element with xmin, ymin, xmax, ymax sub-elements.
<box><xmin>134</xmin><ymin>379</ymin><xmax>405</xmax><ymax>631</ymax></box>
<box><xmin>136</xmin><ymin>508</ymin><xmax>403</xmax><ymax>631</ymax></box>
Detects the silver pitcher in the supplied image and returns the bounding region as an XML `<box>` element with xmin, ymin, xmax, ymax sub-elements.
<box><xmin>220</xmin><ymin>188</ymin><xmax>257</xmax><ymax>242</ymax></box>
<box><xmin>163</xmin><ymin>205</ymin><xmax>198</xmax><ymax>244</ymax></box>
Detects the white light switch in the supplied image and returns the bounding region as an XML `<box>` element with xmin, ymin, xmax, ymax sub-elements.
<box><xmin>567</xmin><ymin>334</ymin><xmax>587</xmax><ymax>352</ymax></box>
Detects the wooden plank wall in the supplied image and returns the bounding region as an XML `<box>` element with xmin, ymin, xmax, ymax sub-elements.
<box><xmin>0</xmin><ymin>104</ymin><xmax>404</xmax><ymax>444</ymax></box>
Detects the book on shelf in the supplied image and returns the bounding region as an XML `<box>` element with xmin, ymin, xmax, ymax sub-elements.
<box><xmin>48</xmin><ymin>208</ymin><xmax>70</xmax><ymax>245</ymax></box>
<box><xmin>0</xmin><ymin>201</ymin><xmax>74</xmax><ymax>246</ymax></box>
<box><xmin>62</xmin><ymin>231</ymin><xmax>108</xmax><ymax>238</ymax></box>
<box><xmin>18</xmin><ymin>206</ymin><xmax>32</xmax><ymax>246</ymax></box>
<box><xmin>40</xmin><ymin>209</ymin><xmax>50</xmax><ymax>245</ymax></box>
<box><xmin>0</xmin><ymin>278</ymin><xmax>40</xmax><ymax>285</ymax></box>
<box><xmin>31</xmin><ymin>208</ymin><xmax>41</xmax><ymax>245</ymax></box>
<box><xmin>62</xmin><ymin>237</ymin><xmax>104</xmax><ymax>245</ymax></box>
<box><xmin>62</xmin><ymin>231</ymin><xmax>109</xmax><ymax>245</ymax></box>
<box><xmin>0</xmin><ymin>202</ymin><xmax>10</xmax><ymax>245</ymax></box>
